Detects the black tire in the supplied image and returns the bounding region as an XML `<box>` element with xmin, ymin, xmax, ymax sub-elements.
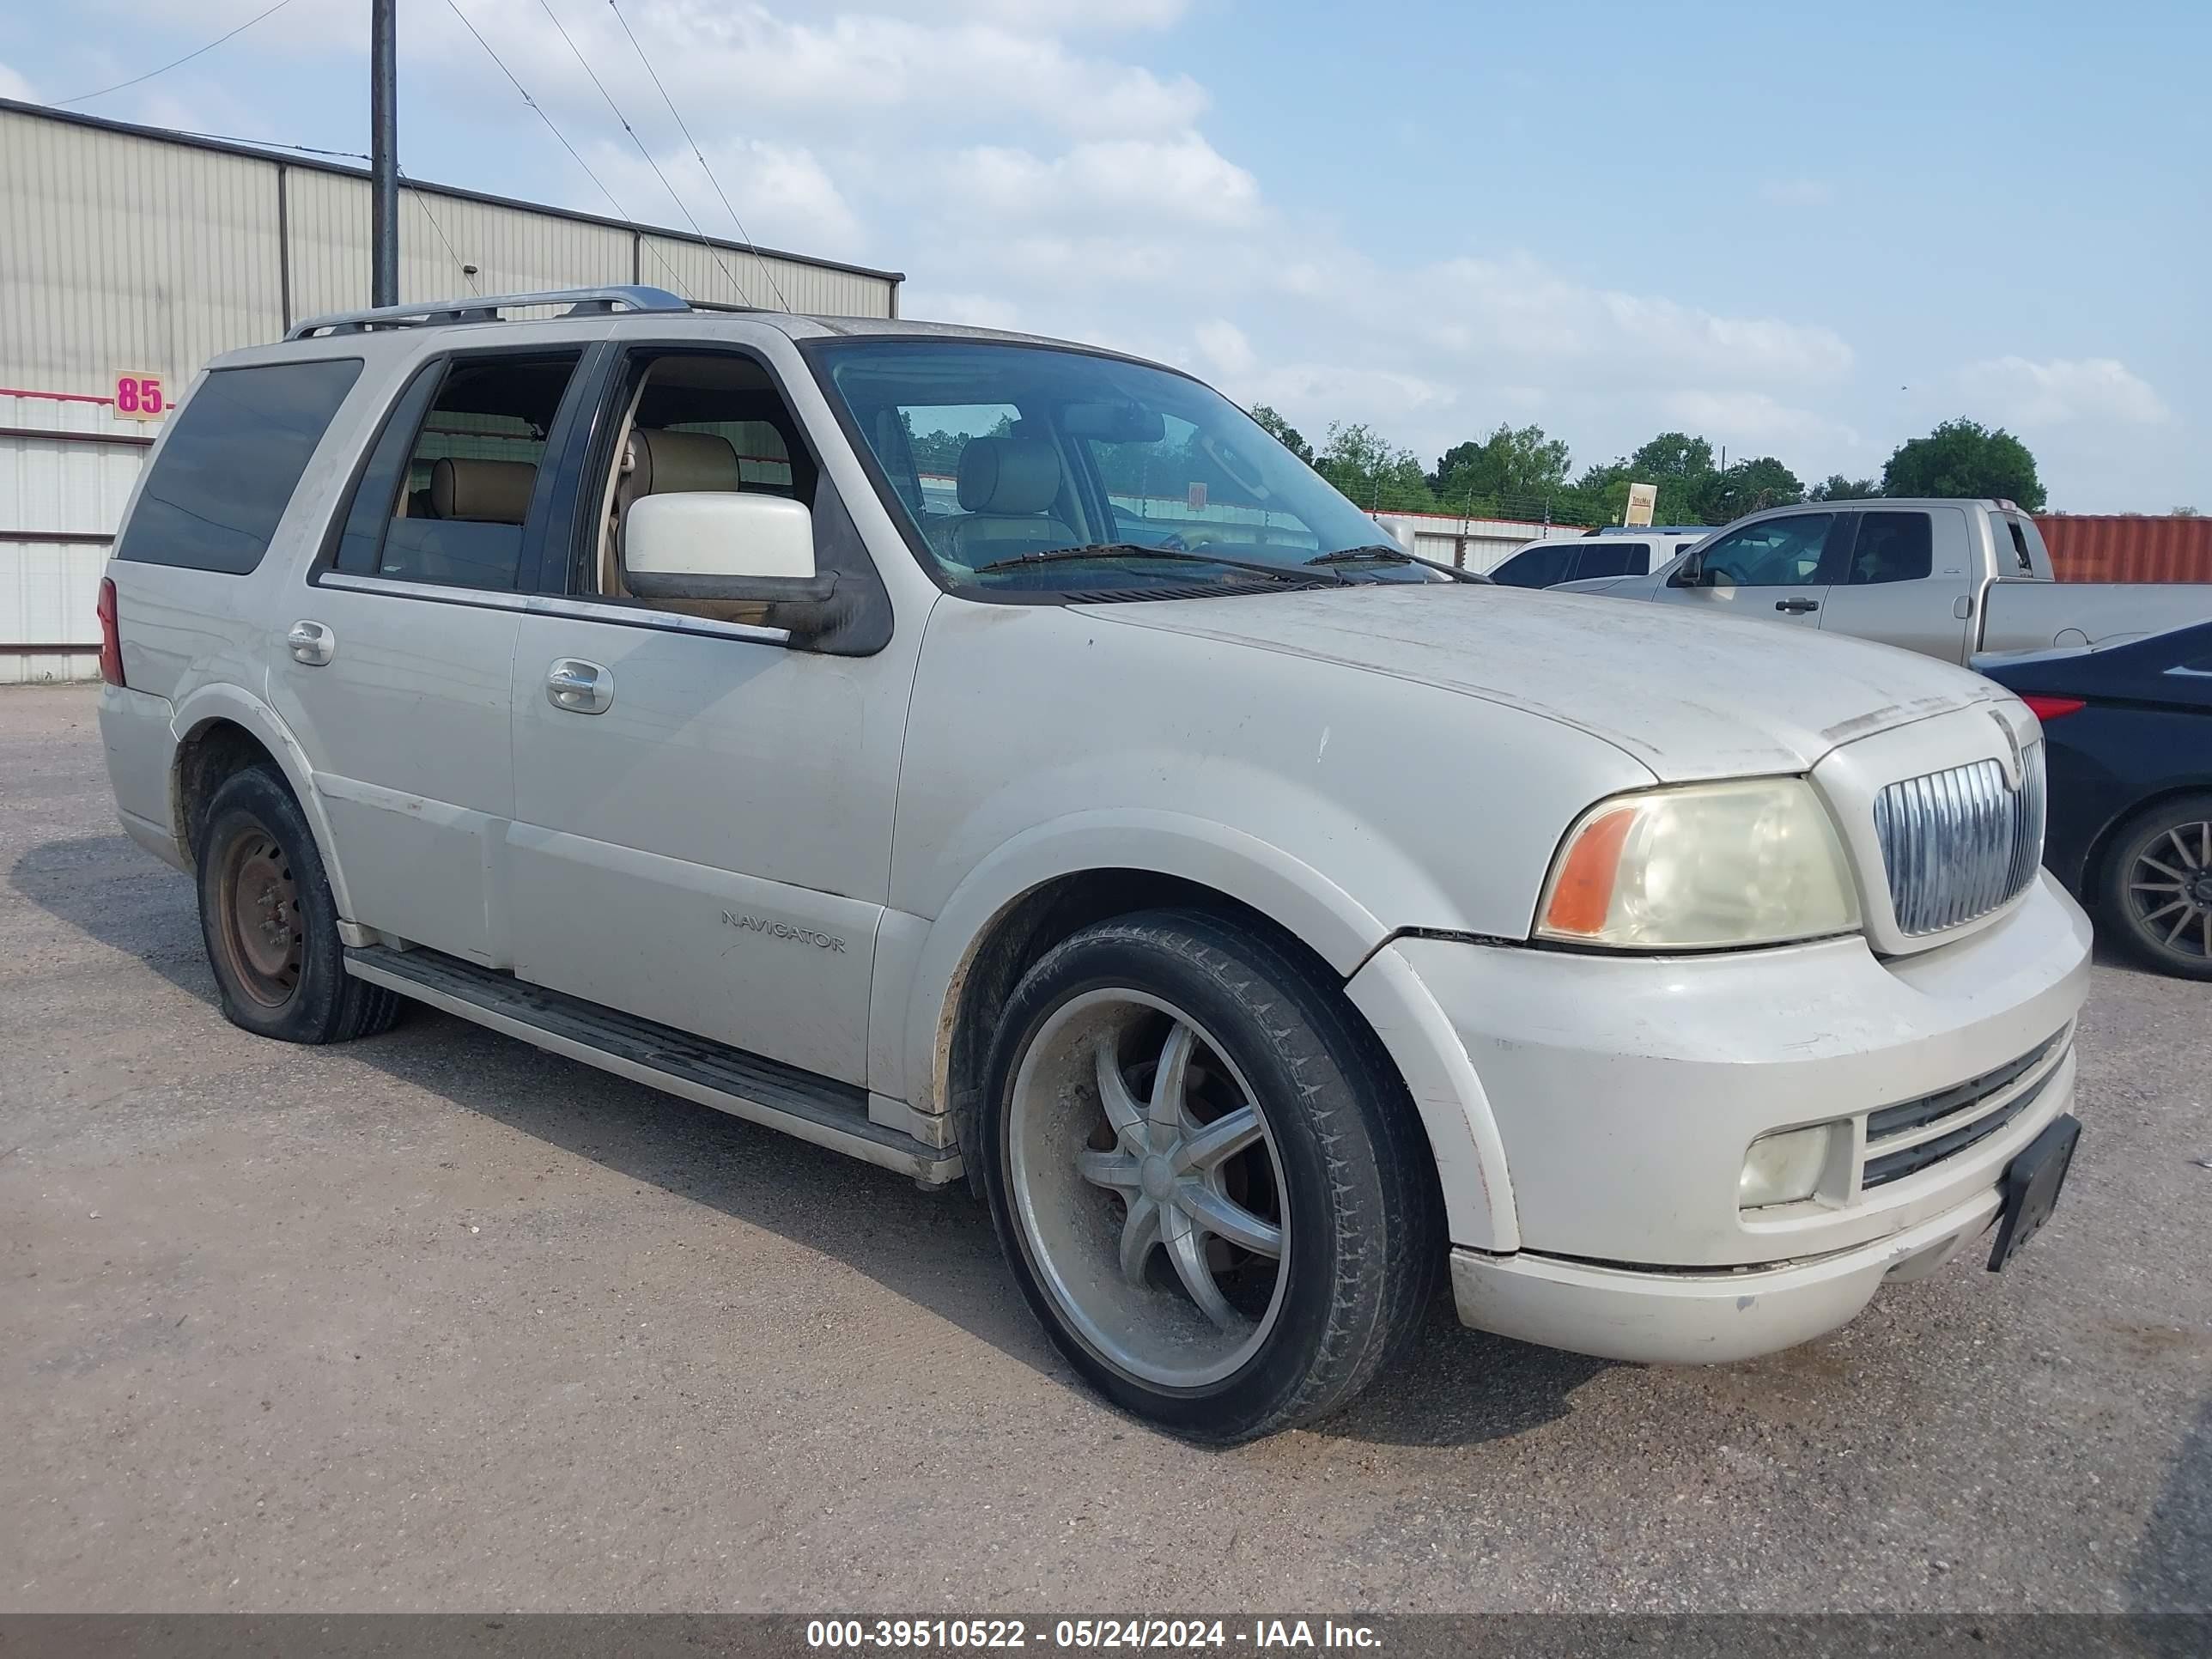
<box><xmin>194</xmin><ymin>765</ymin><xmax>405</xmax><ymax>1042</ymax></box>
<box><xmin>979</xmin><ymin>908</ymin><xmax>1441</xmax><ymax>1443</ymax></box>
<box><xmin>2096</xmin><ymin>793</ymin><xmax>2212</xmax><ymax>981</ymax></box>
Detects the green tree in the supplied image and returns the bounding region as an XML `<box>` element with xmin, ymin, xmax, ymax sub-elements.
<box><xmin>1808</xmin><ymin>474</ymin><xmax>1882</xmax><ymax>501</ymax></box>
<box><xmin>1692</xmin><ymin>456</ymin><xmax>1805</xmax><ymax>522</ymax></box>
<box><xmin>1881</xmin><ymin>418</ymin><xmax>2045</xmax><ymax>511</ymax></box>
<box><xmin>1317</xmin><ymin>422</ymin><xmax>1435</xmax><ymax>512</ymax></box>
<box><xmin>1429</xmin><ymin>422</ymin><xmax>1572</xmax><ymax>505</ymax></box>
<box><xmin>1559</xmin><ymin>431</ymin><xmax>1726</xmax><ymax>526</ymax></box>
<box><xmin>1247</xmin><ymin>404</ymin><xmax>1313</xmax><ymax>465</ymax></box>
<box><xmin>1626</xmin><ymin>431</ymin><xmax>1715</xmax><ymax>481</ymax></box>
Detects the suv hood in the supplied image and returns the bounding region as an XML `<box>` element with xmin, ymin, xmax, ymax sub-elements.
<box><xmin>1087</xmin><ymin>584</ymin><xmax>2009</xmax><ymax>781</ymax></box>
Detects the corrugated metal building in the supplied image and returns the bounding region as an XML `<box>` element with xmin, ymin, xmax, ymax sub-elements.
<box><xmin>0</xmin><ymin>98</ymin><xmax>903</xmax><ymax>681</ymax></box>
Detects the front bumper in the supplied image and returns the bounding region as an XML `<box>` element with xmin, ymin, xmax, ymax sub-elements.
<box><xmin>1366</xmin><ymin>870</ymin><xmax>2092</xmax><ymax>1359</ymax></box>
<box><xmin>1449</xmin><ymin>1135</ymin><xmax>2025</xmax><ymax>1364</ymax></box>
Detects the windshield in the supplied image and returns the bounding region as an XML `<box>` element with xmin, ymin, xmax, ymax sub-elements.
<box><xmin>812</xmin><ymin>338</ymin><xmax>1429</xmax><ymax>593</ymax></box>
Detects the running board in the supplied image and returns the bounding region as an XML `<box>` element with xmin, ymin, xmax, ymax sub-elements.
<box><xmin>343</xmin><ymin>946</ymin><xmax>963</xmax><ymax>1185</ymax></box>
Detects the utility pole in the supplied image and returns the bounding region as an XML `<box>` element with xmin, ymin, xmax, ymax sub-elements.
<box><xmin>369</xmin><ymin>0</ymin><xmax>398</xmax><ymax>307</ymax></box>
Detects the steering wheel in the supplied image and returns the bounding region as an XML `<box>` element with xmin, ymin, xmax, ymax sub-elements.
<box><xmin>1157</xmin><ymin>532</ymin><xmax>1188</xmax><ymax>551</ymax></box>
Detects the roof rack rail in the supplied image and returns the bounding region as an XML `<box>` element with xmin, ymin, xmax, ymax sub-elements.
<box><xmin>286</xmin><ymin>284</ymin><xmax>691</xmax><ymax>340</ymax></box>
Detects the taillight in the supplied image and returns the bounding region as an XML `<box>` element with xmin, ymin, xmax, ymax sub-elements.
<box><xmin>96</xmin><ymin>577</ymin><xmax>125</xmax><ymax>687</ymax></box>
<box><xmin>2020</xmin><ymin>694</ymin><xmax>2084</xmax><ymax>722</ymax></box>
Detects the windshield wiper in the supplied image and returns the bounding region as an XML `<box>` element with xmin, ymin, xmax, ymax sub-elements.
<box><xmin>975</xmin><ymin>544</ymin><xmax>1344</xmax><ymax>586</ymax></box>
<box><xmin>1306</xmin><ymin>544</ymin><xmax>1491</xmax><ymax>583</ymax></box>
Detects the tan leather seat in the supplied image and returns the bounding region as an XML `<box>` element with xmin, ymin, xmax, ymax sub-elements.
<box><xmin>429</xmin><ymin>458</ymin><xmax>536</xmax><ymax>523</ymax></box>
<box><xmin>619</xmin><ymin>429</ymin><xmax>742</xmax><ymax>516</ymax></box>
<box><xmin>941</xmin><ymin>436</ymin><xmax>1073</xmax><ymax>564</ymax></box>
<box><xmin>606</xmin><ymin>429</ymin><xmax>762</xmax><ymax>620</ymax></box>
<box><xmin>607</xmin><ymin>429</ymin><xmax>744</xmax><ymax>580</ymax></box>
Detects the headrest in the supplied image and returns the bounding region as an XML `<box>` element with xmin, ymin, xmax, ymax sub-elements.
<box><xmin>957</xmin><ymin>436</ymin><xmax>1061</xmax><ymax>515</ymax></box>
<box><xmin>430</xmin><ymin>458</ymin><xmax>537</xmax><ymax>524</ymax></box>
<box><xmin>628</xmin><ymin>428</ymin><xmax>741</xmax><ymax>495</ymax></box>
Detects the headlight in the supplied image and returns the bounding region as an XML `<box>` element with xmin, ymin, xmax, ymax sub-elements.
<box><xmin>1740</xmin><ymin>1123</ymin><xmax>1843</xmax><ymax>1209</ymax></box>
<box><xmin>1537</xmin><ymin>777</ymin><xmax>1859</xmax><ymax>950</ymax></box>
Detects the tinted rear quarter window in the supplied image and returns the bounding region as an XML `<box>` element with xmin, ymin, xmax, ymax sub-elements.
<box><xmin>1576</xmin><ymin>542</ymin><xmax>1648</xmax><ymax>580</ymax></box>
<box><xmin>115</xmin><ymin>359</ymin><xmax>362</xmax><ymax>574</ymax></box>
<box><xmin>1494</xmin><ymin>544</ymin><xmax>1572</xmax><ymax>586</ymax></box>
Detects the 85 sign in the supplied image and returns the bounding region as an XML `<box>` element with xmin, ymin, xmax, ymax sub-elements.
<box><xmin>112</xmin><ymin>373</ymin><xmax>167</xmax><ymax>421</ymax></box>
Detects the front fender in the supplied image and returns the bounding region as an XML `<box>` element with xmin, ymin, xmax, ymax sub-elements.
<box><xmin>896</xmin><ymin>808</ymin><xmax>1385</xmax><ymax>1116</ymax></box>
<box><xmin>894</xmin><ymin>811</ymin><xmax>1517</xmax><ymax>1251</ymax></box>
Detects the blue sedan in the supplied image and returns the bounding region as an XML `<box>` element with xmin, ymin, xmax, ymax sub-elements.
<box><xmin>1981</xmin><ymin>621</ymin><xmax>2212</xmax><ymax>980</ymax></box>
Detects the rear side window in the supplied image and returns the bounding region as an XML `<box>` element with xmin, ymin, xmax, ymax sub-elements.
<box><xmin>116</xmin><ymin>359</ymin><xmax>361</xmax><ymax>574</ymax></box>
<box><xmin>329</xmin><ymin>351</ymin><xmax>581</xmax><ymax>591</ymax></box>
<box><xmin>1492</xmin><ymin>544</ymin><xmax>1573</xmax><ymax>586</ymax></box>
<box><xmin>1845</xmin><ymin>512</ymin><xmax>1934</xmax><ymax>585</ymax></box>
<box><xmin>1996</xmin><ymin>513</ymin><xmax>2044</xmax><ymax>574</ymax></box>
<box><xmin>1576</xmin><ymin>541</ymin><xmax>1649</xmax><ymax>580</ymax></box>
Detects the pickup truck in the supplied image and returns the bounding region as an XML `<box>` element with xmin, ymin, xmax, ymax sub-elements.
<box><xmin>1553</xmin><ymin>497</ymin><xmax>2212</xmax><ymax>662</ymax></box>
<box><xmin>95</xmin><ymin>289</ymin><xmax>2090</xmax><ymax>1442</ymax></box>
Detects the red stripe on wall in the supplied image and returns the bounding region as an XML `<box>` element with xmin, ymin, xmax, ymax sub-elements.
<box><xmin>0</xmin><ymin>387</ymin><xmax>117</xmax><ymax>406</ymax></box>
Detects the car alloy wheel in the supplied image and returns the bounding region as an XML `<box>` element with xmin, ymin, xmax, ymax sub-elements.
<box><xmin>1006</xmin><ymin>988</ymin><xmax>1290</xmax><ymax>1390</ymax></box>
<box><xmin>2125</xmin><ymin>817</ymin><xmax>2212</xmax><ymax>963</ymax></box>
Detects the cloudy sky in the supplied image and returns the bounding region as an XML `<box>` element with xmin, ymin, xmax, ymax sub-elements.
<box><xmin>4</xmin><ymin>0</ymin><xmax>2206</xmax><ymax>509</ymax></box>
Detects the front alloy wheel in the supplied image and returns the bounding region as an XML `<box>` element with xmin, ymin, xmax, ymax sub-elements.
<box><xmin>981</xmin><ymin>910</ymin><xmax>1439</xmax><ymax>1443</ymax></box>
<box><xmin>1009</xmin><ymin>988</ymin><xmax>1291</xmax><ymax>1389</ymax></box>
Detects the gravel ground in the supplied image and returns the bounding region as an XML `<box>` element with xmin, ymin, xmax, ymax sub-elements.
<box><xmin>2</xmin><ymin>682</ymin><xmax>2207</xmax><ymax>1613</ymax></box>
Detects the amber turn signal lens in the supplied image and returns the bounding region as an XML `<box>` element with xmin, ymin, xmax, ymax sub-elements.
<box><xmin>1541</xmin><ymin>805</ymin><xmax>1636</xmax><ymax>937</ymax></box>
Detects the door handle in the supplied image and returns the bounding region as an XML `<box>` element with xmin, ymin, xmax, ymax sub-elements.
<box><xmin>287</xmin><ymin>620</ymin><xmax>336</xmax><ymax>665</ymax></box>
<box><xmin>546</xmin><ymin>658</ymin><xmax>612</xmax><ymax>714</ymax></box>
<box><xmin>1774</xmin><ymin>597</ymin><xmax>1820</xmax><ymax>614</ymax></box>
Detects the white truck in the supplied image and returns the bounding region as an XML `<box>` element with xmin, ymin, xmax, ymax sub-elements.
<box><xmin>1555</xmin><ymin>497</ymin><xmax>2212</xmax><ymax>661</ymax></box>
<box><xmin>96</xmin><ymin>288</ymin><xmax>2088</xmax><ymax>1441</ymax></box>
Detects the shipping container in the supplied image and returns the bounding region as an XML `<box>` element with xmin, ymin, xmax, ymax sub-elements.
<box><xmin>2036</xmin><ymin>514</ymin><xmax>2212</xmax><ymax>585</ymax></box>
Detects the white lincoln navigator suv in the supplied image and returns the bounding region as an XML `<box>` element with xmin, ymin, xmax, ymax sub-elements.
<box><xmin>94</xmin><ymin>287</ymin><xmax>2090</xmax><ymax>1441</ymax></box>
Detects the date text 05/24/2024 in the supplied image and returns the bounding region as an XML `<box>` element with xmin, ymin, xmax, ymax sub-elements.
<box><xmin>805</xmin><ymin>1620</ymin><xmax>1382</xmax><ymax>1651</ymax></box>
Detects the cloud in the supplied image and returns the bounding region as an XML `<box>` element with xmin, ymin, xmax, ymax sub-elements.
<box><xmin>57</xmin><ymin>0</ymin><xmax>1889</xmax><ymax>498</ymax></box>
<box><xmin>1194</xmin><ymin>319</ymin><xmax>1255</xmax><ymax>377</ymax></box>
<box><xmin>1662</xmin><ymin>390</ymin><xmax>1863</xmax><ymax>453</ymax></box>
<box><xmin>416</xmin><ymin>0</ymin><xmax>1209</xmax><ymax>143</ymax></box>
<box><xmin>0</xmin><ymin>60</ymin><xmax>35</xmax><ymax>100</ymax></box>
<box><xmin>943</xmin><ymin>135</ymin><xmax>1262</xmax><ymax>230</ymax></box>
<box><xmin>1758</xmin><ymin>178</ymin><xmax>1834</xmax><ymax>208</ymax></box>
<box><xmin>1956</xmin><ymin>356</ymin><xmax>2170</xmax><ymax>427</ymax></box>
<box><xmin>591</xmin><ymin>137</ymin><xmax>866</xmax><ymax>260</ymax></box>
<box><xmin>858</xmin><ymin>0</ymin><xmax>1191</xmax><ymax>27</ymax></box>
<box><xmin>907</xmin><ymin>289</ymin><xmax>1024</xmax><ymax>331</ymax></box>
<box><xmin>1414</xmin><ymin>255</ymin><xmax>1855</xmax><ymax>384</ymax></box>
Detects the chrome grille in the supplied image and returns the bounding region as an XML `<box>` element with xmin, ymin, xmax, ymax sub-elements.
<box><xmin>1873</xmin><ymin>744</ymin><xmax>2046</xmax><ymax>937</ymax></box>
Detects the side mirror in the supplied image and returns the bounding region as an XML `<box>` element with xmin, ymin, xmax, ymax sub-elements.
<box><xmin>623</xmin><ymin>492</ymin><xmax>836</xmax><ymax>604</ymax></box>
<box><xmin>1667</xmin><ymin>553</ymin><xmax>1705</xmax><ymax>588</ymax></box>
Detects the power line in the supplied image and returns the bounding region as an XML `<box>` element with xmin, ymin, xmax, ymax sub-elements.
<box><xmin>606</xmin><ymin>0</ymin><xmax>791</xmax><ymax>313</ymax></box>
<box><xmin>442</xmin><ymin>0</ymin><xmax>692</xmax><ymax>298</ymax></box>
<box><xmin>399</xmin><ymin>167</ymin><xmax>479</xmax><ymax>295</ymax></box>
<box><xmin>57</xmin><ymin>0</ymin><xmax>296</xmax><ymax>107</ymax></box>
<box><xmin>533</xmin><ymin>0</ymin><xmax>753</xmax><ymax>307</ymax></box>
<box><xmin>174</xmin><ymin>130</ymin><xmax>368</xmax><ymax>161</ymax></box>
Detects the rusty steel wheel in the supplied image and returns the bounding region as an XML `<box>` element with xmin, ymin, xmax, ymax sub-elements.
<box><xmin>193</xmin><ymin>765</ymin><xmax>403</xmax><ymax>1044</ymax></box>
<box><xmin>212</xmin><ymin>825</ymin><xmax>305</xmax><ymax>1008</ymax></box>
